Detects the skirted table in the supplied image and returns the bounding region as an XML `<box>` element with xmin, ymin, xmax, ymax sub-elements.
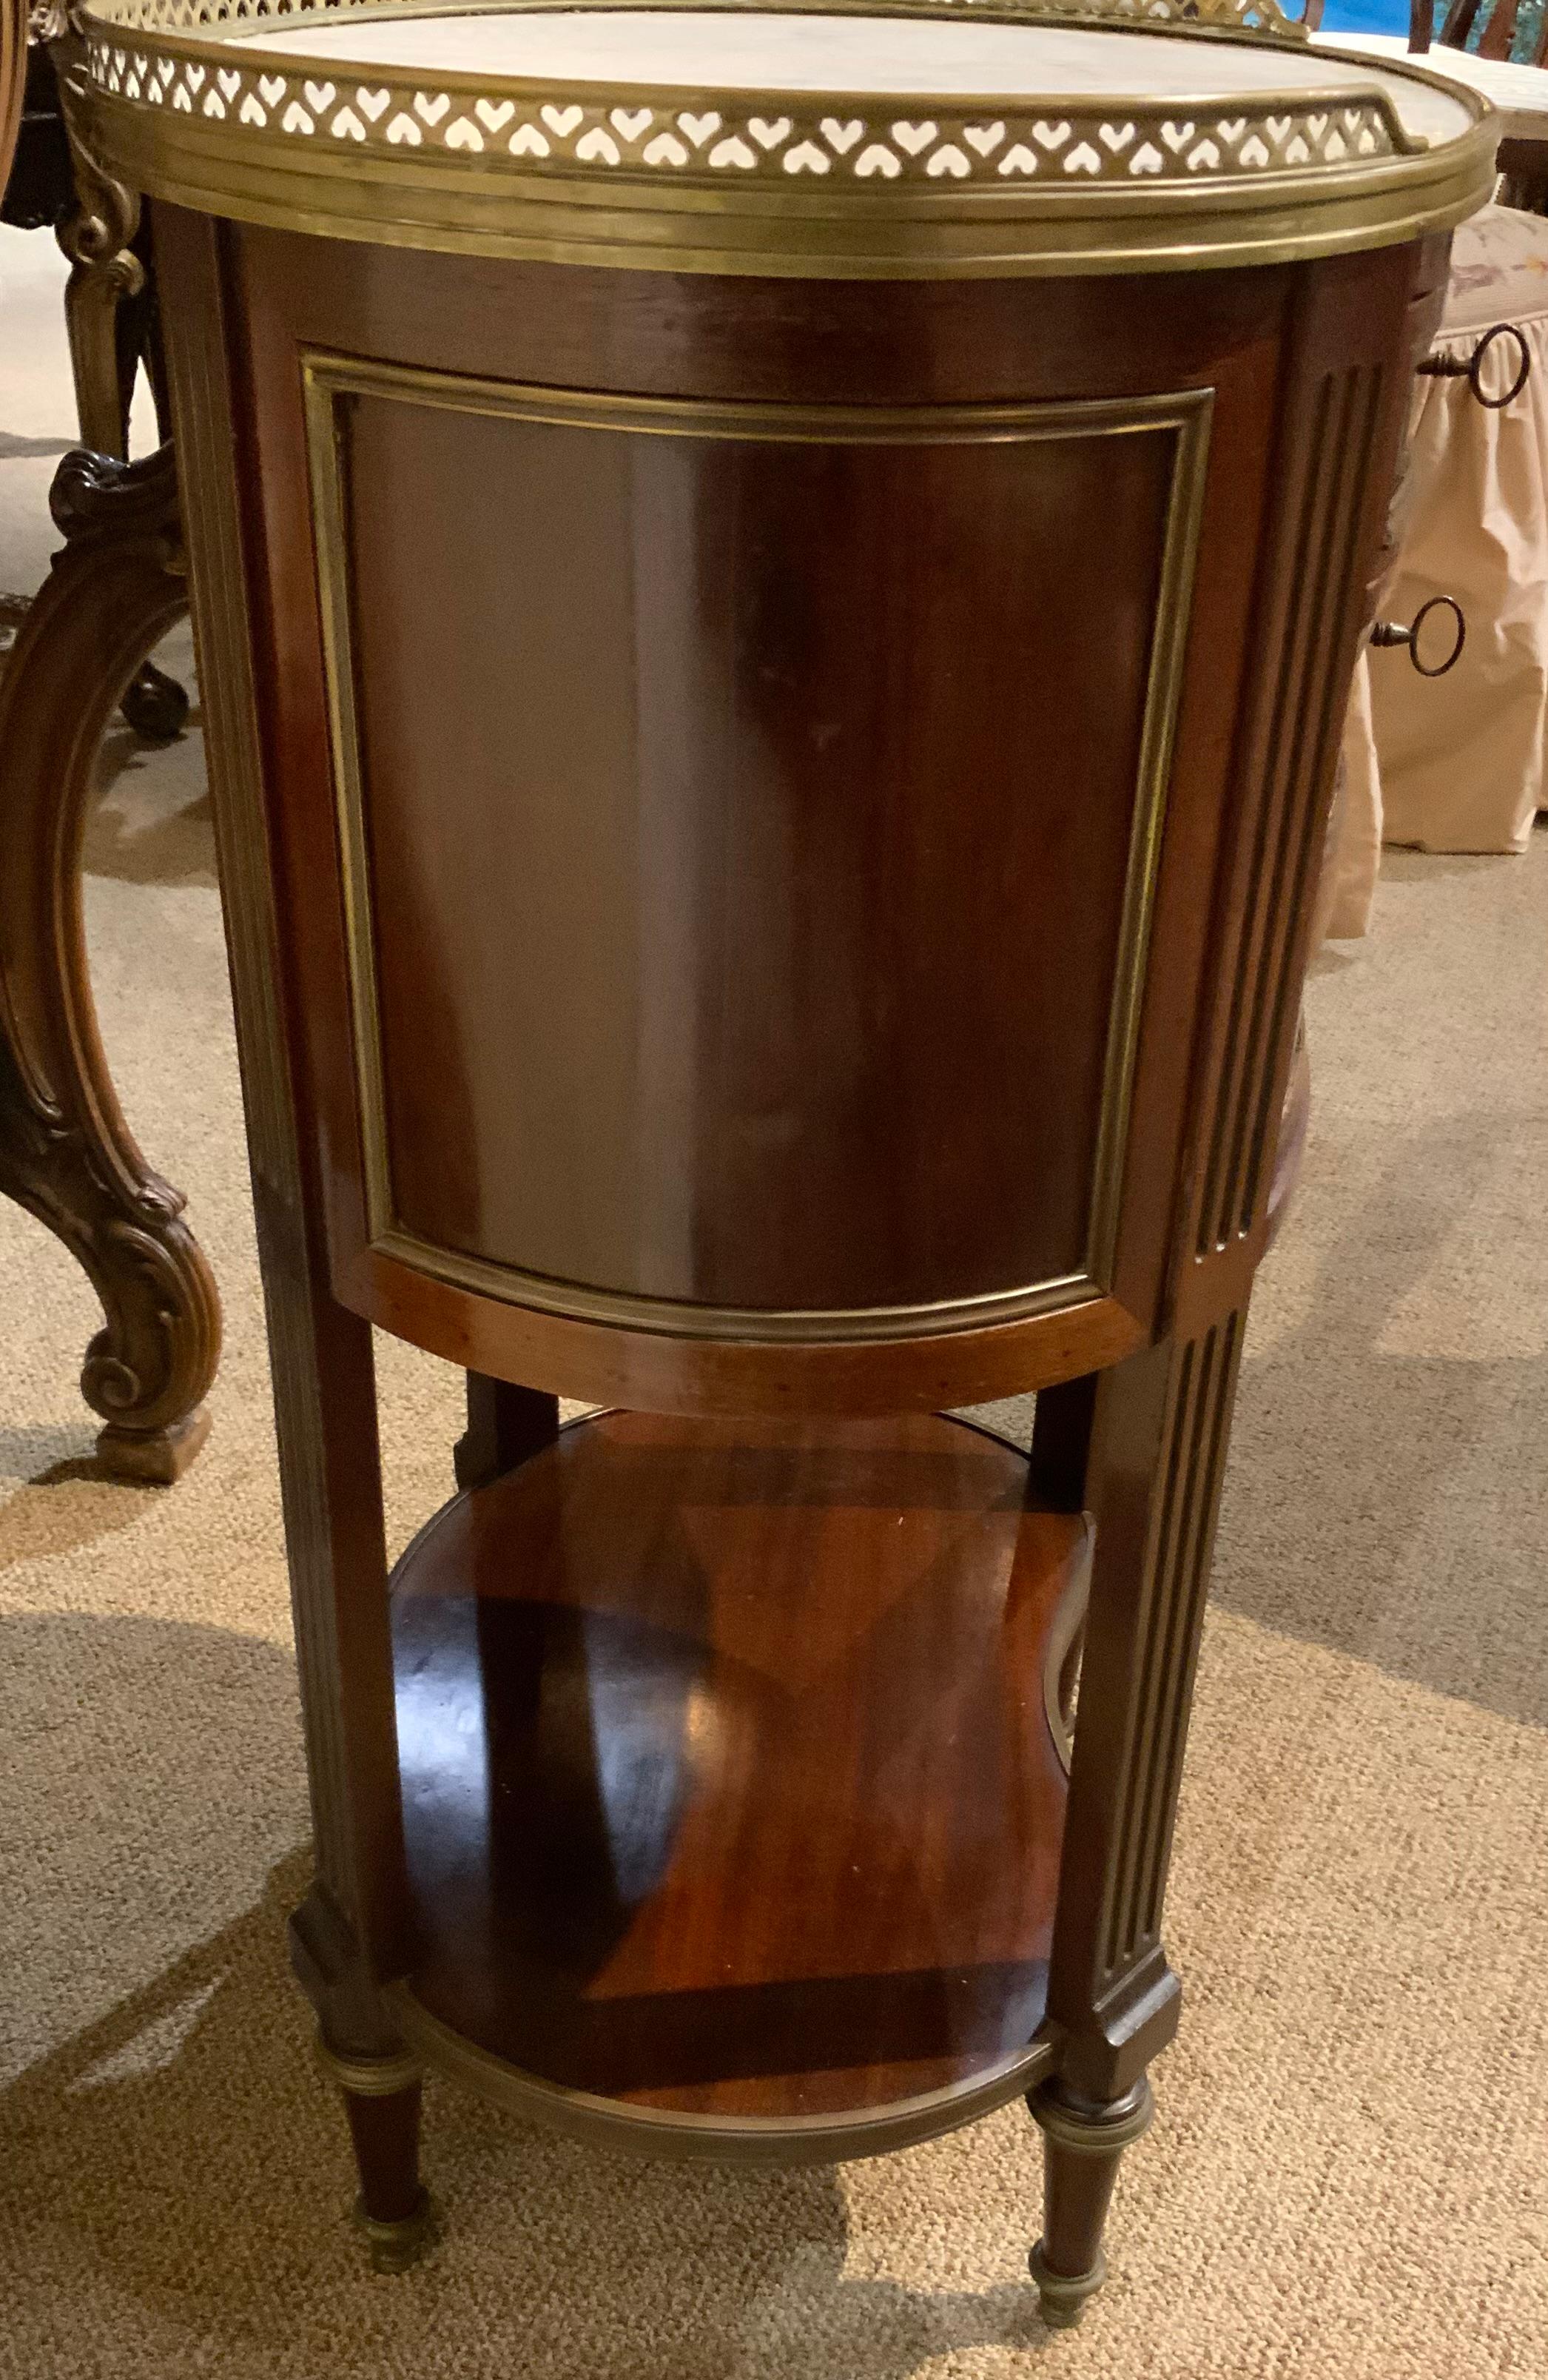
<box><xmin>72</xmin><ymin>0</ymin><xmax>1491</xmax><ymax>2326</ymax></box>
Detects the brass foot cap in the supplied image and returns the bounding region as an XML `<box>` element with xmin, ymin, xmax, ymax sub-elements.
<box><xmin>1029</xmin><ymin>2242</ymin><xmax>1106</xmax><ymax>2328</ymax></box>
<box><xmin>354</xmin><ymin>2189</ymin><xmax>437</xmax><ymax>2274</ymax></box>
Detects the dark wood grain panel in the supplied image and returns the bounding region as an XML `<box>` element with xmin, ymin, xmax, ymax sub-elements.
<box><xmin>346</xmin><ymin>389</ymin><xmax>1174</xmax><ymax>1311</ymax></box>
<box><xmin>391</xmin><ymin>1410</ymin><xmax>1077</xmax><ymax>2117</ymax></box>
<box><xmin>222</xmin><ymin>227</ymin><xmax>1316</xmax><ymax>1407</ymax></box>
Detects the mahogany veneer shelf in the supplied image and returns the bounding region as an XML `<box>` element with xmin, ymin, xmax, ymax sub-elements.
<box><xmin>72</xmin><ymin>0</ymin><xmax>1493</xmax><ymax>2330</ymax></box>
<box><xmin>389</xmin><ymin>1411</ymin><xmax>1078</xmax><ymax>2145</ymax></box>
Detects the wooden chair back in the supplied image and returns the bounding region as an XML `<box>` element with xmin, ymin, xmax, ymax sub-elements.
<box><xmin>2</xmin><ymin>0</ymin><xmax>27</xmax><ymax>189</ymax></box>
<box><xmin>1413</xmin><ymin>0</ymin><xmax>1548</xmax><ymax>66</ymax></box>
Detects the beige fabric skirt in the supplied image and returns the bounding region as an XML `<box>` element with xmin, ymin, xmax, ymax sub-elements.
<box><xmin>1330</xmin><ymin>203</ymin><xmax>1548</xmax><ymax>937</ymax></box>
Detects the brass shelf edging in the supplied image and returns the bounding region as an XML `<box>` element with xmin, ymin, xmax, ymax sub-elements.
<box><xmin>383</xmin><ymin>1980</ymin><xmax>1060</xmax><ymax>2165</ymax></box>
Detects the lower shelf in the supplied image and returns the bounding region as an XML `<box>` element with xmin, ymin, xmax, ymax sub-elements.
<box><xmin>389</xmin><ymin>1409</ymin><xmax>1083</xmax><ymax>2158</ymax></box>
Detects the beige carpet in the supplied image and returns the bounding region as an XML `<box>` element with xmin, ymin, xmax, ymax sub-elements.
<box><xmin>4</xmin><ymin>234</ymin><xmax>1548</xmax><ymax>2380</ymax></box>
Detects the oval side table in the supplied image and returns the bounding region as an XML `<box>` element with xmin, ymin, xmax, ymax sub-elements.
<box><xmin>73</xmin><ymin>0</ymin><xmax>1492</xmax><ymax>2324</ymax></box>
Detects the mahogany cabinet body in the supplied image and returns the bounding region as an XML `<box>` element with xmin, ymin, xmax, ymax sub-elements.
<box><xmin>152</xmin><ymin>202</ymin><xmax>1444</xmax><ymax>2292</ymax></box>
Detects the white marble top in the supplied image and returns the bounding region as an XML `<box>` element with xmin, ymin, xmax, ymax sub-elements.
<box><xmin>243</xmin><ymin>9</ymin><xmax>1475</xmax><ymax>142</ymax></box>
<box><xmin>1313</xmin><ymin>29</ymin><xmax>1548</xmax><ymax>138</ymax></box>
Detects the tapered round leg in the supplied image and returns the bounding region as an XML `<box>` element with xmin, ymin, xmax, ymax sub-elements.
<box><xmin>1027</xmin><ymin>2076</ymin><xmax>1154</xmax><ymax>2327</ymax></box>
<box><xmin>317</xmin><ymin>2040</ymin><xmax>434</xmax><ymax>2271</ymax></box>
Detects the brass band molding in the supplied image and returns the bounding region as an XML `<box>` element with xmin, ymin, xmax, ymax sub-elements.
<box><xmin>72</xmin><ymin>0</ymin><xmax>1498</xmax><ymax>276</ymax></box>
<box><xmin>384</xmin><ymin>1980</ymin><xmax>1059</xmax><ymax>2165</ymax></box>
<box><xmin>302</xmin><ymin>354</ymin><xmax>1209</xmax><ymax>1346</ymax></box>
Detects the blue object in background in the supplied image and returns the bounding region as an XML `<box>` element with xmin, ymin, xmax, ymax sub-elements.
<box><xmin>1319</xmin><ymin>0</ymin><xmax>1412</xmax><ymax>30</ymax></box>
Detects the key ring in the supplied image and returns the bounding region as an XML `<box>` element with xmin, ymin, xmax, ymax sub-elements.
<box><xmin>1370</xmin><ymin>595</ymin><xmax>1467</xmax><ymax>679</ymax></box>
<box><xmin>1417</xmin><ymin>322</ymin><xmax>1531</xmax><ymax>411</ymax></box>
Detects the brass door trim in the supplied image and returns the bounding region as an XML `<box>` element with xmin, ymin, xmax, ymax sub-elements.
<box><xmin>384</xmin><ymin>1978</ymin><xmax>1058</xmax><ymax>2167</ymax></box>
<box><xmin>302</xmin><ymin>355</ymin><xmax>1212</xmax><ymax>1347</ymax></box>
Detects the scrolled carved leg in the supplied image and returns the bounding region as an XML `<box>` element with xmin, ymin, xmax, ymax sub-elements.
<box><xmin>54</xmin><ymin>136</ymin><xmax>142</xmax><ymax>461</ymax></box>
<box><xmin>0</xmin><ymin>443</ymin><xmax>220</xmax><ymax>1481</ymax></box>
<box><xmin>315</xmin><ymin>2037</ymin><xmax>433</xmax><ymax>2273</ymax></box>
<box><xmin>1027</xmin><ymin>2077</ymin><xmax>1154</xmax><ymax>2327</ymax></box>
<box><xmin>48</xmin><ymin>72</ymin><xmax>189</xmax><ymax>749</ymax></box>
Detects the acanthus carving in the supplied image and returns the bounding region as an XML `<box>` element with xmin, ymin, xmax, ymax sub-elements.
<box><xmin>0</xmin><ymin>443</ymin><xmax>221</xmax><ymax>1480</ymax></box>
<box><xmin>42</xmin><ymin>38</ymin><xmax>150</xmax><ymax>452</ymax></box>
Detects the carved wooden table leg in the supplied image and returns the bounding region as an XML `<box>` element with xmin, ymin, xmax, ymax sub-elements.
<box><xmin>146</xmin><ymin>252</ymin><xmax>431</xmax><ymax>2255</ymax></box>
<box><xmin>49</xmin><ymin>46</ymin><xmax>189</xmax><ymax>740</ymax></box>
<box><xmin>0</xmin><ymin>443</ymin><xmax>219</xmax><ymax>1479</ymax></box>
<box><xmin>315</xmin><ymin>2041</ymin><xmax>433</xmax><ymax>2272</ymax></box>
<box><xmin>54</xmin><ymin>120</ymin><xmax>141</xmax><ymax>459</ymax></box>
<box><xmin>1026</xmin><ymin>1315</ymin><xmax>1247</xmax><ymax>2322</ymax></box>
<box><xmin>1029</xmin><ymin>2077</ymin><xmax>1155</xmax><ymax>2326</ymax></box>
